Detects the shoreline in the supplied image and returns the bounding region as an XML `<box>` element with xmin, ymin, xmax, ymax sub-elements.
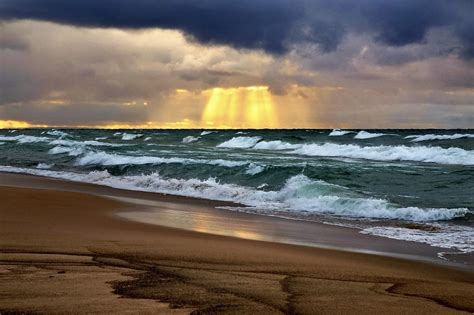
<box><xmin>0</xmin><ymin>171</ymin><xmax>472</xmax><ymax>268</ymax></box>
<box><xmin>1</xmin><ymin>173</ymin><xmax>473</xmax><ymax>313</ymax></box>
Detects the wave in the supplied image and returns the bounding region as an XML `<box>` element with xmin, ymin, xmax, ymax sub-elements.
<box><xmin>238</xmin><ymin>139</ymin><xmax>474</xmax><ymax>165</ymax></box>
<box><xmin>49</xmin><ymin>139</ymin><xmax>123</xmax><ymax>147</ymax></box>
<box><xmin>245</xmin><ymin>163</ymin><xmax>265</xmax><ymax>175</ymax></box>
<box><xmin>115</xmin><ymin>132</ymin><xmax>143</xmax><ymax>140</ymax></box>
<box><xmin>74</xmin><ymin>151</ymin><xmax>249</xmax><ymax>168</ymax></box>
<box><xmin>329</xmin><ymin>129</ymin><xmax>353</xmax><ymax>136</ymax></box>
<box><xmin>353</xmin><ymin>131</ymin><xmax>391</xmax><ymax>139</ymax></box>
<box><xmin>200</xmin><ymin>131</ymin><xmax>216</xmax><ymax>136</ymax></box>
<box><xmin>36</xmin><ymin>162</ymin><xmax>54</xmax><ymax>169</ymax></box>
<box><xmin>291</xmin><ymin>143</ymin><xmax>474</xmax><ymax>165</ymax></box>
<box><xmin>405</xmin><ymin>134</ymin><xmax>474</xmax><ymax>142</ymax></box>
<box><xmin>49</xmin><ymin>145</ymin><xmax>86</xmax><ymax>156</ymax></box>
<box><xmin>217</xmin><ymin>136</ymin><xmax>262</xmax><ymax>148</ymax></box>
<box><xmin>253</xmin><ymin>140</ymin><xmax>299</xmax><ymax>150</ymax></box>
<box><xmin>182</xmin><ymin>136</ymin><xmax>199</xmax><ymax>143</ymax></box>
<box><xmin>361</xmin><ymin>225</ymin><xmax>474</xmax><ymax>253</ymax></box>
<box><xmin>43</xmin><ymin>129</ymin><xmax>69</xmax><ymax>137</ymax></box>
<box><xmin>0</xmin><ymin>135</ymin><xmax>51</xmax><ymax>144</ymax></box>
<box><xmin>0</xmin><ymin>166</ymin><xmax>468</xmax><ymax>223</ymax></box>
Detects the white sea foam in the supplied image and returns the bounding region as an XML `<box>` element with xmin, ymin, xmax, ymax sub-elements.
<box><xmin>49</xmin><ymin>139</ymin><xmax>123</xmax><ymax>147</ymax></box>
<box><xmin>48</xmin><ymin>145</ymin><xmax>85</xmax><ymax>156</ymax></box>
<box><xmin>353</xmin><ymin>131</ymin><xmax>390</xmax><ymax>139</ymax></box>
<box><xmin>245</xmin><ymin>163</ymin><xmax>265</xmax><ymax>175</ymax></box>
<box><xmin>36</xmin><ymin>162</ymin><xmax>54</xmax><ymax>169</ymax></box>
<box><xmin>217</xmin><ymin>136</ymin><xmax>262</xmax><ymax>148</ymax></box>
<box><xmin>361</xmin><ymin>225</ymin><xmax>474</xmax><ymax>253</ymax></box>
<box><xmin>291</xmin><ymin>143</ymin><xmax>474</xmax><ymax>165</ymax></box>
<box><xmin>45</xmin><ymin>129</ymin><xmax>69</xmax><ymax>137</ymax></box>
<box><xmin>144</xmin><ymin>137</ymin><xmax>152</xmax><ymax>141</ymax></box>
<box><xmin>74</xmin><ymin>151</ymin><xmax>248</xmax><ymax>168</ymax></box>
<box><xmin>117</xmin><ymin>133</ymin><xmax>143</xmax><ymax>140</ymax></box>
<box><xmin>0</xmin><ymin>135</ymin><xmax>51</xmax><ymax>144</ymax></box>
<box><xmin>200</xmin><ymin>131</ymin><xmax>216</xmax><ymax>136</ymax></box>
<box><xmin>253</xmin><ymin>140</ymin><xmax>299</xmax><ymax>150</ymax></box>
<box><xmin>329</xmin><ymin>129</ymin><xmax>353</xmax><ymax>136</ymax></box>
<box><xmin>405</xmin><ymin>134</ymin><xmax>474</xmax><ymax>142</ymax></box>
<box><xmin>182</xmin><ymin>136</ymin><xmax>200</xmax><ymax>143</ymax></box>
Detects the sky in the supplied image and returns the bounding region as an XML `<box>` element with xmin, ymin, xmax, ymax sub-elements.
<box><xmin>0</xmin><ymin>0</ymin><xmax>473</xmax><ymax>128</ymax></box>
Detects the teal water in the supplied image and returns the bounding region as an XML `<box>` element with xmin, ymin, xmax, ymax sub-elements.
<box><xmin>0</xmin><ymin>128</ymin><xmax>473</xmax><ymax>254</ymax></box>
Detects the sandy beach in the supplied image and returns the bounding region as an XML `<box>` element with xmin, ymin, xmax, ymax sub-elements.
<box><xmin>1</xmin><ymin>173</ymin><xmax>473</xmax><ymax>314</ymax></box>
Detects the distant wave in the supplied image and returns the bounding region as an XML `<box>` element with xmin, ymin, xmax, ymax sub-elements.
<box><xmin>217</xmin><ymin>136</ymin><xmax>262</xmax><ymax>148</ymax></box>
<box><xmin>182</xmin><ymin>136</ymin><xmax>199</xmax><ymax>143</ymax></box>
<box><xmin>0</xmin><ymin>135</ymin><xmax>51</xmax><ymax>144</ymax></box>
<box><xmin>0</xmin><ymin>166</ymin><xmax>468</xmax><ymax>223</ymax></box>
<box><xmin>216</xmin><ymin>138</ymin><xmax>474</xmax><ymax>165</ymax></box>
<box><xmin>353</xmin><ymin>131</ymin><xmax>392</xmax><ymax>139</ymax></box>
<box><xmin>253</xmin><ymin>140</ymin><xmax>299</xmax><ymax>150</ymax></box>
<box><xmin>291</xmin><ymin>143</ymin><xmax>474</xmax><ymax>165</ymax></box>
<box><xmin>115</xmin><ymin>132</ymin><xmax>143</xmax><ymax>140</ymax></box>
<box><xmin>42</xmin><ymin>129</ymin><xmax>69</xmax><ymax>137</ymax></box>
<box><xmin>405</xmin><ymin>133</ymin><xmax>474</xmax><ymax>142</ymax></box>
<box><xmin>328</xmin><ymin>129</ymin><xmax>353</xmax><ymax>136</ymax></box>
<box><xmin>200</xmin><ymin>131</ymin><xmax>217</xmax><ymax>136</ymax></box>
<box><xmin>74</xmin><ymin>151</ymin><xmax>249</xmax><ymax>168</ymax></box>
<box><xmin>50</xmin><ymin>139</ymin><xmax>123</xmax><ymax>147</ymax></box>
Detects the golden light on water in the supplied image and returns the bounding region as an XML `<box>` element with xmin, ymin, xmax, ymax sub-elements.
<box><xmin>201</xmin><ymin>86</ymin><xmax>278</xmax><ymax>128</ymax></box>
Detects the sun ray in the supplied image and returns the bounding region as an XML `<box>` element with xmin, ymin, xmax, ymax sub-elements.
<box><xmin>201</xmin><ymin>86</ymin><xmax>278</xmax><ymax>128</ymax></box>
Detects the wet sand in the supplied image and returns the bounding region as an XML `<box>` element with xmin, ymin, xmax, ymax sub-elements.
<box><xmin>1</xmin><ymin>173</ymin><xmax>473</xmax><ymax>313</ymax></box>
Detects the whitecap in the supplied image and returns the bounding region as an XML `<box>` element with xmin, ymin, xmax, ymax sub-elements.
<box><xmin>245</xmin><ymin>163</ymin><xmax>265</xmax><ymax>175</ymax></box>
<box><xmin>328</xmin><ymin>129</ymin><xmax>353</xmax><ymax>136</ymax></box>
<box><xmin>253</xmin><ymin>140</ymin><xmax>299</xmax><ymax>150</ymax></box>
<box><xmin>405</xmin><ymin>134</ymin><xmax>474</xmax><ymax>142</ymax></box>
<box><xmin>291</xmin><ymin>143</ymin><xmax>474</xmax><ymax>165</ymax></box>
<box><xmin>182</xmin><ymin>136</ymin><xmax>200</xmax><ymax>143</ymax></box>
<box><xmin>217</xmin><ymin>136</ymin><xmax>262</xmax><ymax>148</ymax></box>
<box><xmin>200</xmin><ymin>131</ymin><xmax>216</xmax><ymax>136</ymax></box>
<box><xmin>353</xmin><ymin>131</ymin><xmax>389</xmax><ymax>139</ymax></box>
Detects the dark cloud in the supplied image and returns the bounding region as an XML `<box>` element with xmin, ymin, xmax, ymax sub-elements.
<box><xmin>1</xmin><ymin>0</ymin><xmax>473</xmax><ymax>58</ymax></box>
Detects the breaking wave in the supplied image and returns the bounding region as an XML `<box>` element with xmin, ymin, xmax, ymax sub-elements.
<box><xmin>405</xmin><ymin>133</ymin><xmax>474</xmax><ymax>142</ymax></box>
<box><xmin>217</xmin><ymin>136</ymin><xmax>262</xmax><ymax>148</ymax></box>
<box><xmin>73</xmin><ymin>151</ymin><xmax>249</xmax><ymax>168</ymax></box>
<box><xmin>217</xmin><ymin>138</ymin><xmax>474</xmax><ymax>165</ymax></box>
<box><xmin>291</xmin><ymin>143</ymin><xmax>474</xmax><ymax>165</ymax></box>
<box><xmin>182</xmin><ymin>136</ymin><xmax>200</xmax><ymax>143</ymax></box>
<box><xmin>329</xmin><ymin>129</ymin><xmax>353</xmax><ymax>136</ymax></box>
<box><xmin>0</xmin><ymin>166</ymin><xmax>468</xmax><ymax>223</ymax></box>
<box><xmin>353</xmin><ymin>131</ymin><xmax>392</xmax><ymax>139</ymax></box>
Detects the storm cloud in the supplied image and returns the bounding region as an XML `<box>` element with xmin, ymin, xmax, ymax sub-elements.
<box><xmin>1</xmin><ymin>0</ymin><xmax>473</xmax><ymax>58</ymax></box>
